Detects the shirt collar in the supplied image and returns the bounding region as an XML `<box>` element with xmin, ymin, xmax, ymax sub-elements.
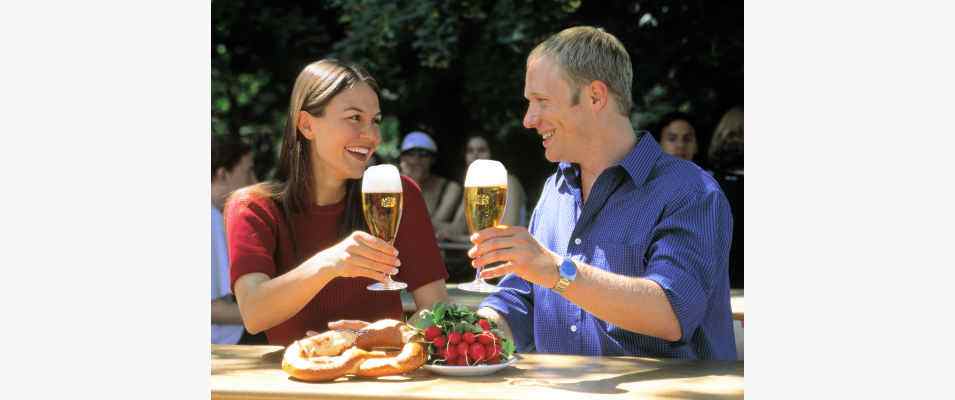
<box><xmin>556</xmin><ymin>130</ymin><xmax>660</xmax><ymax>189</ymax></box>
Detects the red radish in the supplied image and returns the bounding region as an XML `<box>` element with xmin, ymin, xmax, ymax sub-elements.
<box><xmin>469</xmin><ymin>342</ymin><xmax>486</xmax><ymax>363</ymax></box>
<box><xmin>486</xmin><ymin>343</ymin><xmax>500</xmax><ymax>360</ymax></box>
<box><xmin>448</xmin><ymin>331</ymin><xmax>462</xmax><ymax>345</ymax></box>
<box><xmin>424</xmin><ymin>326</ymin><xmax>442</xmax><ymax>341</ymax></box>
<box><xmin>445</xmin><ymin>345</ymin><xmax>458</xmax><ymax>360</ymax></box>
<box><xmin>433</xmin><ymin>335</ymin><xmax>447</xmax><ymax>348</ymax></box>
<box><xmin>478</xmin><ymin>319</ymin><xmax>491</xmax><ymax>331</ymax></box>
<box><xmin>456</xmin><ymin>342</ymin><xmax>470</xmax><ymax>360</ymax></box>
<box><xmin>463</xmin><ymin>331</ymin><xmax>476</xmax><ymax>344</ymax></box>
<box><xmin>477</xmin><ymin>332</ymin><xmax>494</xmax><ymax>345</ymax></box>
<box><xmin>454</xmin><ymin>357</ymin><xmax>467</xmax><ymax>366</ymax></box>
<box><xmin>433</xmin><ymin>347</ymin><xmax>445</xmax><ymax>359</ymax></box>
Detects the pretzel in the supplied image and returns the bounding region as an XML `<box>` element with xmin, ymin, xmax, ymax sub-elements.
<box><xmin>281</xmin><ymin>319</ymin><xmax>425</xmax><ymax>382</ymax></box>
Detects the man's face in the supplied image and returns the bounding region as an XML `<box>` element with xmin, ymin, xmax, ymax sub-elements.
<box><xmin>522</xmin><ymin>56</ymin><xmax>588</xmax><ymax>163</ymax></box>
<box><xmin>659</xmin><ymin>119</ymin><xmax>698</xmax><ymax>161</ymax></box>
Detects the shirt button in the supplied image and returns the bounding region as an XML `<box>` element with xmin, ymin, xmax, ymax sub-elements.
<box><xmin>574</xmin><ymin>238</ymin><xmax>582</xmax><ymax>245</ymax></box>
<box><xmin>570</xmin><ymin>325</ymin><xmax>577</xmax><ymax>332</ymax></box>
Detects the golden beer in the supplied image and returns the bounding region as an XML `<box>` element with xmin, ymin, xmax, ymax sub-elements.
<box><xmin>361</xmin><ymin>192</ymin><xmax>403</xmax><ymax>244</ymax></box>
<box><xmin>361</xmin><ymin>164</ymin><xmax>407</xmax><ymax>291</ymax></box>
<box><xmin>458</xmin><ymin>159</ymin><xmax>509</xmax><ymax>293</ymax></box>
<box><xmin>464</xmin><ymin>185</ymin><xmax>507</xmax><ymax>233</ymax></box>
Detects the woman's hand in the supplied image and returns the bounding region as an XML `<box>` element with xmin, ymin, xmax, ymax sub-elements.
<box><xmin>327</xmin><ymin>320</ymin><xmax>371</xmax><ymax>331</ymax></box>
<box><xmin>308</xmin><ymin>231</ymin><xmax>401</xmax><ymax>284</ymax></box>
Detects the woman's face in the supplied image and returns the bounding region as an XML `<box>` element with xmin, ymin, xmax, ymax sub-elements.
<box><xmin>465</xmin><ymin>136</ymin><xmax>491</xmax><ymax>166</ymax></box>
<box><xmin>399</xmin><ymin>149</ymin><xmax>434</xmax><ymax>183</ymax></box>
<box><xmin>660</xmin><ymin>119</ymin><xmax>698</xmax><ymax>161</ymax></box>
<box><xmin>300</xmin><ymin>83</ymin><xmax>382</xmax><ymax>182</ymax></box>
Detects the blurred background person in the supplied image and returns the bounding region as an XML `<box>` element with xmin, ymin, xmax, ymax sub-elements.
<box><xmin>398</xmin><ymin>131</ymin><xmax>462</xmax><ymax>231</ymax></box>
<box><xmin>708</xmin><ymin>107</ymin><xmax>743</xmax><ymax>175</ymax></box>
<box><xmin>708</xmin><ymin>106</ymin><xmax>743</xmax><ymax>288</ymax></box>
<box><xmin>653</xmin><ymin>111</ymin><xmax>700</xmax><ymax>164</ymax></box>
<box><xmin>211</xmin><ymin>134</ymin><xmax>265</xmax><ymax>344</ymax></box>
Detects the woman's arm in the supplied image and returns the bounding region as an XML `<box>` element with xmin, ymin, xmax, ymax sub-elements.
<box><xmin>431</xmin><ymin>179</ymin><xmax>462</xmax><ymax>225</ymax></box>
<box><xmin>410</xmin><ymin>279</ymin><xmax>449</xmax><ymax>312</ymax></box>
<box><xmin>502</xmin><ymin>175</ymin><xmax>527</xmax><ymax>227</ymax></box>
<box><xmin>234</xmin><ymin>232</ymin><xmax>401</xmax><ymax>334</ymax></box>
<box><xmin>406</xmin><ymin>279</ymin><xmax>450</xmax><ymax>326</ymax></box>
<box><xmin>211</xmin><ymin>295</ymin><xmax>244</xmax><ymax>325</ymax></box>
<box><xmin>234</xmin><ymin>268</ymin><xmax>334</xmax><ymax>334</ymax></box>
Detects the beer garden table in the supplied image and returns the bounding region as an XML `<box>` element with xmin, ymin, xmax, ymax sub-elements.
<box><xmin>211</xmin><ymin>344</ymin><xmax>743</xmax><ymax>399</ymax></box>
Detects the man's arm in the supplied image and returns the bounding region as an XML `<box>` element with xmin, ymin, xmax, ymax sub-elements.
<box><xmin>211</xmin><ymin>295</ymin><xmax>244</xmax><ymax>325</ymax></box>
<box><xmin>553</xmin><ymin>261</ymin><xmax>681</xmax><ymax>341</ymax></box>
<box><xmin>469</xmin><ymin>227</ymin><xmax>681</xmax><ymax>342</ymax></box>
<box><xmin>476</xmin><ymin>307</ymin><xmax>515</xmax><ymax>345</ymax></box>
<box><xmin>471</xmin><ymin>185</ymin><xmax>732</xmax><ymax>344</ymax></box>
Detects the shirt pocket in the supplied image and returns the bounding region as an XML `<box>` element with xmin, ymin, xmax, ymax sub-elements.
<box><xmin>589</xmin><ymin>241</ymin><xmax>647</xmax><ymax>277</ymax></box>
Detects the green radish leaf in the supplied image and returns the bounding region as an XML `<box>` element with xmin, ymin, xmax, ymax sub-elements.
<box><xmin>432</xmin><ymin>302</ymin><xmax>447</xmax><ymax>321</ymax></box>
<box><xmin>502</xmin><ymin>338</ymin><xmax>516</xmax><ymax>358</ymax></box>
<box><xmin>414</xmin><ymin>318</ymin><xmax>433</xmax><ymax>329</ymax></box>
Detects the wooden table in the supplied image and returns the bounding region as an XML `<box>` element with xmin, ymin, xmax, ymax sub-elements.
<box><xmin>403</xmin><ymin>285</ymin><xmax>744</xmax><ymax>322</ymax></box>
<box><xmin>212</xmin><ymin>345</ymin><xmax>743</xmax><ymax>399</ymax></box>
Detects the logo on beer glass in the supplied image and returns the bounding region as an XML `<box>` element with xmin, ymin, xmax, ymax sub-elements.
<box><xmin>380</xmin><ymin>196</ymin><xmax>397</xmax><ymax>208</ymax></box>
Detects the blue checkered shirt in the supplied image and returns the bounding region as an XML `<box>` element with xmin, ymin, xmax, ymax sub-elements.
<box><xmin>481</xmin><ymin>133</ymin><xmax>736</xmax><ymax>360</ymax></box>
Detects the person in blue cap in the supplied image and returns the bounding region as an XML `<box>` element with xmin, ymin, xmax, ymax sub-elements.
<box><xmin>398</xmin><ymin>131</ymin><xmax>462</xmax><ymax>231</ymax></box>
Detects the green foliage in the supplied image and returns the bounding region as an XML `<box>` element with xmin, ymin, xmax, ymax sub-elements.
<box><xmin>213</xmin><ymin>0</ymin><xmax>742</xmax><ymax>188</ymax></box>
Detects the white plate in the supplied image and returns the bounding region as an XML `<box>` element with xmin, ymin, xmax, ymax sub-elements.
<box><xmin>422</xmin><ymin>357</ymin><xmax>517</xmax><ymax>377</ymax></box>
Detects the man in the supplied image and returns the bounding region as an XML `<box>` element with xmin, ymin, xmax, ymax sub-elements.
<box><xmin>211</xmin><ymin>135</ymin><xmax>259</xmax><ymax>344</ymax></box>
<box><xmin>470</xmin><ymin>26</ymin><xmax>736</xmax><ymax>360</ymax></box>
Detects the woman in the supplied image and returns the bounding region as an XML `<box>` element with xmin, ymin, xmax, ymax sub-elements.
<box><xmin>436</xmin><ymin>135</ymin><xmax>527</xmax><ymax>243</ymax></box>
<box><xmin>707</xmin><ymin>106</ymin><xmax>743</xmax><ymax>288</ymax></box>
<box><xmin>225</xmin><ymin>60</ymin><xmax>449</xmax><ymax>346</ymax></box>
<box><xmin>398</xmin><ymin>131</ymin><xmax>462</xmax><ymax>231</ymax></box>
<box><xmin>653</xmin><ymin>111</ymin><xmax>699</xmax><ymax>163</ymax></box>
<box><xmin>707</xmin><ymin>107</ymin><xmax>743</xmax><ymax>174</ymax></box>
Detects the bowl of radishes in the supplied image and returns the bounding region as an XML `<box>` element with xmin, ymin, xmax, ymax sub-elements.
<box><xmin>415</xmin><ymin>302</ymin><xmax>517</xmax><ymax>376</ymax></box>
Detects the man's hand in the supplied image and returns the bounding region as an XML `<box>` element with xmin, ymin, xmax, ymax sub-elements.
<box><xmin>467</xmin><ymin>225</ymin><xmax>562</xmax><ymax>287</ymax></box>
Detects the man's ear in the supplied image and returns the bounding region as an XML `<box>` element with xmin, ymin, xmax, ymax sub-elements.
<box><xmin>587</xmin><ymin>80</ymin><xmax>610</xmax><ymax>113</ymax></box>
<box><xmin>298</xmin><ymin>110</ymin><xmax>315</xmax><ymax>140</ymax></box>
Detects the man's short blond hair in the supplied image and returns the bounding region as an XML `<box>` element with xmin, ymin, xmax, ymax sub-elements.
<box><xmin>528</xmin><ymin>26</ymin><xmax>633</xmax><ymax>116</ymax></box>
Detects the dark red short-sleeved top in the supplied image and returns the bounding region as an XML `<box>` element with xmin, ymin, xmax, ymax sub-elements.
<box><xmin>226</xmin><ymin>176</ymin><xmax>448</xmax><ymax>346</ymax></box>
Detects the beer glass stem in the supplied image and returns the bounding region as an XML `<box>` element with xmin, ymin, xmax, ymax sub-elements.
<box><xmin>459</xmin><ymin>262</ymin><xmax>501</xmax><ymax>293</ymax></box>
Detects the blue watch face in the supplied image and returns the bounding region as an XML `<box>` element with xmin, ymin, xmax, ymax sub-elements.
<box><xmin>559</xmin><ymin>258</ymin><xmax>577</xmax><ymax>280</ymax></box>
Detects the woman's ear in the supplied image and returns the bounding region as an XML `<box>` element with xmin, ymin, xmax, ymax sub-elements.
<box><xmin>298</xmin><ymin>111</ymin><xmax>315</xmax><ymax>140</ymax></box>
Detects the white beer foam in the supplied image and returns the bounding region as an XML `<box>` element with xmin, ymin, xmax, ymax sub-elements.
<box><xmin>465</xmin><ymin>159</ymin><xmax>508</xmax><ymax>187</ymax></box>
<box><xmin>362</xmin><ymin>164</ymin><xmax>403</xmax><ymax>193</ymax></box>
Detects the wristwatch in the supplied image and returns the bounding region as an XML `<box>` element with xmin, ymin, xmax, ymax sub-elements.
<box><xmin>552</xmin><ymin>257</ymin><xmax>578</xmax><ymax>293</ymax></box>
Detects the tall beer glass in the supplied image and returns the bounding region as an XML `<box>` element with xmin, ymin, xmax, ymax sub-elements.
<box><xmin>362</xmin><ymin>164</ymin><xmax>407</xmax><ymax>291</ymax></box>
<box><xmin>458</xmin><ymin>160</ymin><xmax>508</xmax><ymax>293</ymax></box>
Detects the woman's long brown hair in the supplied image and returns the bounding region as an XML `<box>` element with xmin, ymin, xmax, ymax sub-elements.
<box><xmin>243</xmin><ymin>59</ymin><xmax>379</xmax><ymax>263</ymax></box>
